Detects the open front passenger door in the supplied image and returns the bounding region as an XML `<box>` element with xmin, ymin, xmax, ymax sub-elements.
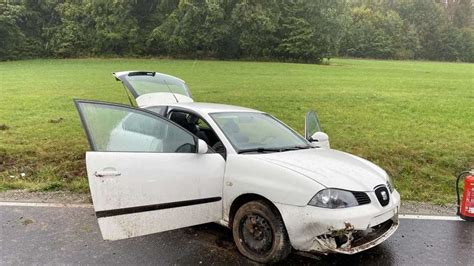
<box><xmin>305</xmin><ymin>110</ymin><xmax>330</xmax><ymax>149</ymax></box>
<box><xmin>75</xmin><ymin>100</ymin><xmax>224</xmax><ymax>240</ymax></box>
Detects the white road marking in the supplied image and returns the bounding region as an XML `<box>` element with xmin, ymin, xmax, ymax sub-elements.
<box><xmin>0</xmin><ymin>201</ymin><xmax>92</xmax><ymax>208</ymax></box>
<box><xmin>399</xmin><ymin>214</ymin><xmax>463</xmax><ymax>221</ymax></box>
<box><xmin>0</xmin><ymin>201</ymin><xmax>465</xmax><ymax>221</ymax></box>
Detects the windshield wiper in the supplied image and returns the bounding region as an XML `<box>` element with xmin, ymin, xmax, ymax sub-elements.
<box><xmin>279</xmin><ymin>145</ymin><xmax>311</xmax><ymax>151</ymax></box>
<box><xmin>238</xmin><ymin>145</ymin><xmax>311</xmax><ymax>154</ymax></box>
<box><xmin>238</xmin><ymin>147</ymin><xmax>284</xmax><ymax>154</ymax></box>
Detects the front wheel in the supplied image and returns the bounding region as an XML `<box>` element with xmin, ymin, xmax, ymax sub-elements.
<box><xmin>232</xmin><ymin>200</ymin><xmax>291</xmax><ymax>263</ymax></box>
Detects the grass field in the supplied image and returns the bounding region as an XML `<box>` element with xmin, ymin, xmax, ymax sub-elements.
<box><xmin>0</xmin><ymin>58</ymin><xmax>472</xmax><ymax>204</ymax></box>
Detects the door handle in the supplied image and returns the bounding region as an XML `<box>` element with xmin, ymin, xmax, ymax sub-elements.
<box><xmin>94</xmin><ymin>170</ymin><xmax>121</xmax><ymax>177</ymax></box>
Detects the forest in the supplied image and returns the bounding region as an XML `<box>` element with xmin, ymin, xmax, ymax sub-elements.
<box><xmin>1</xmin><ymin>0</ymin><xmax>473</xmax><ymax>63</ymax></box>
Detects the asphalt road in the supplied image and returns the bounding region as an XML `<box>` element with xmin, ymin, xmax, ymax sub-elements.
<box><xmin>1</xmin><ymin>205</ymin><xmax>473</xmax><ymax>265</ymax></box>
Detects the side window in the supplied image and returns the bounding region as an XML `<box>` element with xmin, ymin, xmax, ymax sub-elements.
<box><xmin>168</xmin><ymin>110</ymin><xmax>226</xmax><ymax>158</ymax></box>
<box><xmin>305</xmin><ymin>110</ymin><xmax>322</xmax><ymax>139</ymax></box>
<box><xmin>76</xmin><ymin>101</ymin><xmax>196</xmax><ymax>153</ymax></box>
<box><xmin>197</xmin><ymin>119</ymin><xmax>210</xmax><ymax>130</ymax></box>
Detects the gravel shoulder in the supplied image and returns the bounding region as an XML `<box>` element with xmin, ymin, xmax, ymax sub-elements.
<box><xmin>0</xmin><ymin>190</ymin><xmax>458</xmax><ymax>216</ymax></box>
<box><xmin>400</xmin><ymin>201</ymin><xmax>456</xmax><ymax>216</ymax></box>
<box><xmin>0</xmin><ymin>190</ymin><xmax>91</xmax><ymax>204</ymax></box>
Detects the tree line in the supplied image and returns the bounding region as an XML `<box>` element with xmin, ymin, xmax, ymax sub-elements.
<box><xmin>1</xmin><ymin>0</ymin><xmax>473</xmax><ymax>63</ymax></box>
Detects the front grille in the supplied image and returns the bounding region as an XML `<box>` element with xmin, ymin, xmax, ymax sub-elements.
<box><xmin>386</xmin><ymin>181</ymin><xmax>394</xmax><ymax>193</ymax></box>
<box><xmin>375</xmin><ymin>185</ymin><xmax>390</xmax><ymax>207</ymax></box>
<box><xmin>352</xmin><ymin>191</ymin><xmax>371</xmax><ymax>205</ymax></box>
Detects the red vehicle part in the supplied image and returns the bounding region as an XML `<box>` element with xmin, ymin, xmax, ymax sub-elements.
<box><xmin>456</xmin><ymin>171</ymin><xmax>474</xmax><ymax>221</ymax></box>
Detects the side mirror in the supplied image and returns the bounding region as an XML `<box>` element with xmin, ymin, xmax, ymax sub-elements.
<box><xmin>197</xmin><ymin>139</ymin><xmax>208</xmax><ymax>154</ymax></box>
<box><xmin>305</xmin><ymin>110</ymin><xmax>330</xmax><ymax>149</ymax></box>
<box><xmin>309</xmin><ymin>132</ymin><xmax>330</xmax><ymax>149</ymax></box>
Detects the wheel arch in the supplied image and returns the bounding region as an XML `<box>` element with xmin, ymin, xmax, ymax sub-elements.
<box><xmin>228</xmin><ymin>193</ymin><xmax>284</xmax><ymax>230</ymax></box>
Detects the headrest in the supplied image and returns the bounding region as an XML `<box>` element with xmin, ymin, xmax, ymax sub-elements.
<box><xmin>170</xmin><ymin>112</ymin><xmax>187</xmax><ymax>125</ymax></box>
<box><xmin>186</xmin><ymin>114</ymin><xmax>199</xmax><ymax>124</ymax></box>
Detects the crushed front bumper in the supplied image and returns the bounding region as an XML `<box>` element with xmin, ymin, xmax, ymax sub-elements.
<box><xmin>310</xmin><ymin>216</ymin><xmax>398</xmax><ymax>254</ymax></box>
<box><xmin>276</xmin><ymin>190</ymin><xmax>401</xmax><ymax>254</ymax></box>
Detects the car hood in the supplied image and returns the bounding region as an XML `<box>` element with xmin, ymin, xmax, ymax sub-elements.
<box><xmin>255</xmin><ymin>148</ymin><xmax>387</xmax><ymax>192</ymax></box>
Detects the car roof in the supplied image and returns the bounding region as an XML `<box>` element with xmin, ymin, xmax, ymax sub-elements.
<box><xmin>168</xmin><ymin>102</ymin><xmax>263</xmax><ymax>115</ymax></box>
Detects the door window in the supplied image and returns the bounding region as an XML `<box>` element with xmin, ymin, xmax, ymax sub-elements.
<box><xmin>168</xmin><ymin>110</ymin><xmax>226</xmax><ymax>158</ymax></box>
<box><xmin>76</xmin><ymin>101</ymin><xmax>196</xmax><ymax>153</ymax></box>
<box><xmin>305</xmin><ymin>110</ymin><xmax>322</xmax><ymax>139</ymax></box>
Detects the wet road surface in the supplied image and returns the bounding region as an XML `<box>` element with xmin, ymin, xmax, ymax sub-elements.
<box><xmin>1</xmin><ymin>205</ymin><xmax>472</xmax><ymax>265</ymax></box>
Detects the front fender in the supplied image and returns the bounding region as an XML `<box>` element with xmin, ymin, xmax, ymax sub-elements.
<box><xmin>223</xmin><ymin>154</ymin><xmax>324</xmax><ymax>221</ymax></box>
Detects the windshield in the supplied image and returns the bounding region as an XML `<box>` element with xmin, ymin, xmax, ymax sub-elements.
<box><xmin>210</xmin><ymin>112</ymin><xmax>309</xmax><ymax>153</ymax></box>
<box><xmin>122</xmin><ymin>72</ymin><xmax>191</xmax><ymax>98</ymax></box>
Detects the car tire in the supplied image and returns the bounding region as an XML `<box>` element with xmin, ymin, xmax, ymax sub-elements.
<box><xmin>232</xmin><ymin>200</ymin><xmax>291</xmax><ymax>263</ymax></box>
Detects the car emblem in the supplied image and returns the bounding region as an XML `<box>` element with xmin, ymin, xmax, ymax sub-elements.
<box><xmin>381</xmin><ymin>191</ymin><xmax>388</xmax><ymax>201</ymax></box>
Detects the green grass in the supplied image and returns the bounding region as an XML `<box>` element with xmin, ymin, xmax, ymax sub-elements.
<box><xmin>0</xmin><ymin>58</ymin><xmax>473</xmax><ymax>203</ymax></box>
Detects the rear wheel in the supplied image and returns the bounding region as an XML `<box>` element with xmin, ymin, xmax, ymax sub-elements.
<box><xmin>232</xmin><ymin>200</ymin><xmax>291</xmax><ymax>263</ymax></box>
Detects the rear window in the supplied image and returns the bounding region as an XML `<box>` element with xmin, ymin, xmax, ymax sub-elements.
<box><xmin>123</xmin><ymin>72</ymin><xmax>191</xmax><ymax>98</ymax></box>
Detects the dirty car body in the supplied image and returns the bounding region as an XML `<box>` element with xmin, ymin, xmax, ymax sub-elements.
<box><xmin>75</xmin><ymin>71</ymin><xmax>400</xmax><ymax>262</ymax></box>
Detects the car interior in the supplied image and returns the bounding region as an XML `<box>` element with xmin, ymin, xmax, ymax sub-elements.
<box><xmin>168</xmin><ymin>110</ymin><xmax>226</xmax><ymax>158</ymax></box>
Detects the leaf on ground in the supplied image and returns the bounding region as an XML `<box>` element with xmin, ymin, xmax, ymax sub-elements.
<box><xmin>48</xmin><ymin>118</ymin><xmax>64</xmax><ymax>124</ymax></box>
<box><xmin>21</xmin><ymin>218</ymin><xmax>34</xmax><ymax>226</ymax></box>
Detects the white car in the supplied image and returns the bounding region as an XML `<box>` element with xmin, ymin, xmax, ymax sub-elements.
<box><xmin>75</xmin><ymin>71</ymin><xmax>400</xmax><ymax>263</ymax></box>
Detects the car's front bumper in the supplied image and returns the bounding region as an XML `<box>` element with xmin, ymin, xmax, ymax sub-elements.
<box><xmin>275</xmin><ymin>190</ymin><xmax>400</xmax><ymax>254</ymax></box>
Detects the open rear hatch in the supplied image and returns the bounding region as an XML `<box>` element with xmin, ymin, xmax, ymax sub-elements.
<box><xmin>113</xmin><ymin>71</ymin><xmax>193</xmax><ymax>108</ymax></box>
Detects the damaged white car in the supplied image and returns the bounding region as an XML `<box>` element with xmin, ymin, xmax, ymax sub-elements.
<box><xmin>75</xmin><ymin>71</ymin><xmax>400</xmax><ymax>263</ymax></box>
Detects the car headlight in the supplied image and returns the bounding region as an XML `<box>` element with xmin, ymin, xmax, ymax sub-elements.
<box><xmin>308</xmin><ymin>188</ymin><xmax>359</xmax><ymax>208</ymax></box>
<box><xmin>386</xmin><ymin>175</ymin><xmax>395</xmax><ymax>193</ymax></box>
